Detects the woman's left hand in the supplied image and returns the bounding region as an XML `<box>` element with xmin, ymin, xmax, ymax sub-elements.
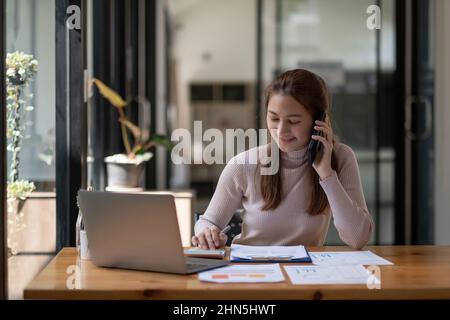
<box><xmin>311</xmin><ymin>119</ymin><xmax>335</xmax><ymax>180</ymax></box>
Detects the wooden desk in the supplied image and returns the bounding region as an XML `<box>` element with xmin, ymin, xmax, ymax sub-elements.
<box><xmin>24</xmin><ymin>246</ymin><xmax>450</xmax><ymax>300</ymax></box>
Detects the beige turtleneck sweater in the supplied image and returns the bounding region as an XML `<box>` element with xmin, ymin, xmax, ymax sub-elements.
<box><xmin>194</xmin><ymin>143</ymin><xmax>374</xmax><ymax>249</ymax></box>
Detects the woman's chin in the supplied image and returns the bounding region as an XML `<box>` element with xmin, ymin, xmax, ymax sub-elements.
<box><xmin>276</xmin><ymin>142</ymin><xmax>296</xmax><ymax>153</ymax></box>
<box><xmin>280</xmin><ymin>146</ymin><xmax>295</xmax><ymax>153</ymax></box>
<box><xmin>272</xmin><ymin>137</ymin><xmax>305</xmax><ymax>152</ymax></box>
<box><xmin>278</xmin><ymin>141</ymin><xmax>308</xmax><ymax>153</ymax></box>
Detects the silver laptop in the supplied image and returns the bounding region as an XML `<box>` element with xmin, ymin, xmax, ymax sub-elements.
<box><xmin>77</xmin><ymin>190</ymin><xmax>229</xmax><ymax>274</ymax></box>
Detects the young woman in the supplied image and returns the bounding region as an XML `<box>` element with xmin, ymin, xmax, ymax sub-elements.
<box><xmin>192</xmin><ymin>69</ymin><xmax>373</xmax><ymax>250</ymax></box>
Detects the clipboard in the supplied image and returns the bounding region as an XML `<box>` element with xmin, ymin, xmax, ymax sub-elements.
<box><xmin>230</xmin><ymin>248</ymin><xmax>312</xmax><ymax>263</ymax></box>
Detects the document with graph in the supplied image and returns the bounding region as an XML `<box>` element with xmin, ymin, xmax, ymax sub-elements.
<box><xmin>198</xmin><ymin>264</ymin><xmax>285</xmax><ymax>283</ymax></box>
<box><xmin>309</xmin><ymin>251</ymin><xmax>393</xmax><ymax>266</ymax></box>
<box><xmin>284</xmin><ymin>265</ymin><xmax>380</xmax><ymax>285</ymax></box>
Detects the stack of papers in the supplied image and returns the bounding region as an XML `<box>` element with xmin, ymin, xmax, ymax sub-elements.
<box><xmin>197</xmin><ymin>245</ymin><xmax>392</xmax><ymax>285</ymax></box>
<box><xmin>284</xmin><ymin>265</ymin><xmax>381</xmax><ymax>285</ymax></box>
<box><xmin>198</xmin><ymin>264</ymin><xmax>285</xmax><ymax>283</ymax></box>
<box><xmin>230</xmin><ymin>244</ymin><xmax>311</xmax><ymax>262</ymax></box>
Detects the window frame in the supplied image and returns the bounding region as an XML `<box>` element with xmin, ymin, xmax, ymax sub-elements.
<box><xmin>55</xmin><ymin>0</ymin><xmax>88</xmax><ymax>251</ymax></box>
<box><xmin>1</xmin><ymin>0</ymin><xmax>7</xmax><ymax>300</ymax></box>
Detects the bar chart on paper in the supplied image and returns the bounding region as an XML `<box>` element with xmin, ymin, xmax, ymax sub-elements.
<box><xmin>198</xmin><ymin>264</ymin><xmax>285</xmax><ymax>283</ymax></box>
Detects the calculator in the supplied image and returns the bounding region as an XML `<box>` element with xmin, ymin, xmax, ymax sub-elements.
<box><xmin>183</xmin><ymin>248</ymin><xmax>227</xmax><ymax>259</ymax></box>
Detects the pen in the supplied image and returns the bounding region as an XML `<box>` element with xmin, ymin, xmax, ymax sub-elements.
<box><xmin>221</xmin><ymin>225</ymin><xmax>231</xmax><ymax>234</ymax></box>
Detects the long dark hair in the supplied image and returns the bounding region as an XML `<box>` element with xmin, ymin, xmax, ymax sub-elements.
<box><xmin>259</xmin><ymin>69</ymin><xmax>338</xmax><ymax>215</ymax></box>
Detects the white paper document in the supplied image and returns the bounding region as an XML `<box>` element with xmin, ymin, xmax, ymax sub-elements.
<box><xmin>230</xmin><ymin>244</ymin><xmax>309</xmax><ymax>260</ymax></box>
<box><xmin>284</xmin><ymin>265</ymin><xmax>380</xmax><ymax>285</ymax></box>
<box><xmin>309</xmin><ymin>251</ymin><xmax>393</xmax><ymax>266</ymax></box>
<box><xmin>198</xmin><ymin>264</ymin><xmax>285</xmax><ymax>283</ymax></box>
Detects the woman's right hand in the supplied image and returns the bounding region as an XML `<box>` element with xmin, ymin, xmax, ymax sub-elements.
<box><xmin>191</xmin><ymin>226</ymin><xmax>228</xmax><ymax>249</ymax></box>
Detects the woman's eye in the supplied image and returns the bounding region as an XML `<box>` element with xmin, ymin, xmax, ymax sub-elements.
<box><xmin>289</xmin><ymin>121</ymin><xmax>301</xmax><ymax>124</ymax></box>
<box><xmin>270</xmin><ymin>118</ymin><xmax>279</xmax><ymax>122</ymax></box>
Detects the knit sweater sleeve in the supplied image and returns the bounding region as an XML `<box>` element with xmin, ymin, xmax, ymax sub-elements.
<box><xmin>319</xmin><ymin>144</ymin><xmax>374</xmax><ymax>249</ymax></box>
<box><xmin>194</xmin><ymin>158</ymin><xmax>246</xmax><ymax>235</ymax></box>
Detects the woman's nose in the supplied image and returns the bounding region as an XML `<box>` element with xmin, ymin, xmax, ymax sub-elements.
<box><xmin>277</xmin><ymin>120</ymin><xmax>290</xmax><ymax>136</ymax></box>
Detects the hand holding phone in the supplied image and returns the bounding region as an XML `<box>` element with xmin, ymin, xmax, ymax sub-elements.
<box><xmin>307</xmin><ymin>111</ymin><xmax>326</xmax><ymax>166</ymax></box>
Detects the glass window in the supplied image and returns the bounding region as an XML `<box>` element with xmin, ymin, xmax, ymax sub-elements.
<box><xmin>262</xmin><ymin>0</ymin><xmax>396</xmax><ymax>245</ymax></box>
<box><xmin>5</xmin><ymin>0</ymin><xmax>56</xmax><ymax>299</ymax></box>
<box><xmin>168</xmin><ymin>0</ymin><xmax>396</xmax><ymax>245</ymax></box>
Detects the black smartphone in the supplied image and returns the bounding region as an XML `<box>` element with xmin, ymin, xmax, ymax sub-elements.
<box><xmin>307</xmin><ymin>111</ymin><xmax>326</xmax><ymax>166</ymax></box>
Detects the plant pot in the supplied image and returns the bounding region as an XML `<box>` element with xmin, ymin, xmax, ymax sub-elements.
<box><xmin>105</xmin><ymin>162</ymin><xmax>145</xmax><ymax>188</ymax></box>
<box><xmin>104</xmin><ymin>153</ymin><xmax>152</xmax><ymax>188</ymax></box>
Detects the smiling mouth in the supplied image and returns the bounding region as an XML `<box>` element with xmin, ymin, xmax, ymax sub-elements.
<box><xmin>279</xmin><ymin>137</ymin><xmax>296</xmax><ymax>143</ymax></box>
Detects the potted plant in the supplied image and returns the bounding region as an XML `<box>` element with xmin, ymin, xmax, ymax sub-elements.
<box><xmin>5</xmin><ymin>51</ymin><xmax>38</xmax><ymax>256</ymax></box>
<box><xmin>90</xmin><ymin>79</ymin><xmax>174</xmax><ymax>189</ymax></box>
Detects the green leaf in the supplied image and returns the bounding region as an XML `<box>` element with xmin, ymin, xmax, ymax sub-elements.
<box><xmin>150</xmin><ymin>134</ymin><xmax>175</xmax><ymax>150</ymax></box>
<box><xmin>89</xmin><ymin>78</ymin><xmax>127</xmax><ymax>108</ymax></box>
<box><xmin>7</xmin><ymin>180</ymin><xmax>36</xmax><ymax>200</ymax></box>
